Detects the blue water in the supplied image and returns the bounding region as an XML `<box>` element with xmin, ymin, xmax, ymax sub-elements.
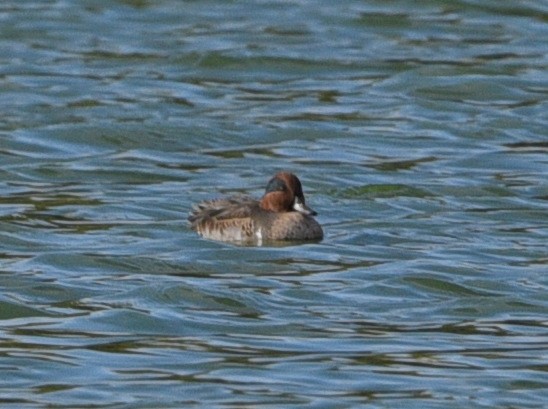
<box><xmin>1</xmin><ymin>0</ymin><xmax>547</xmax><ymax>408</ymax></box>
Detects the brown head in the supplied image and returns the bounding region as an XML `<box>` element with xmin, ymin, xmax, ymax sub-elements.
<box><xmin>260</xmin><ymin>172</ymin><xmax>318</xmax><ymax>215</ymax></box>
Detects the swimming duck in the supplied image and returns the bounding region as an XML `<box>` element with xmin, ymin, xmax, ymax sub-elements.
<box><xmin>189</xmin><ymin>172</ymin><xmax>323</xmax><ymax>244</ymax></box>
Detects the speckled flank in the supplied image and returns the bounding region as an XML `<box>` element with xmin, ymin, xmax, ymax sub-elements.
<box><xmin>194</xmin><ymin>215</ymin><xmax>256</xmax><ymax>242</ymax></box>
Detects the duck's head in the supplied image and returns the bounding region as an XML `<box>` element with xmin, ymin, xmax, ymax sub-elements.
<box><xmin>260</xmin><ymin>172</ymin><xmax>317</xmax><ymax>216</ymax></box>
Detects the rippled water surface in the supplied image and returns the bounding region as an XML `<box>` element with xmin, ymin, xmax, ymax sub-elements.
<box><xmin>1</xmin><ymin>0</ymin><xmax>547</xmax><ymax>407</ymax></box>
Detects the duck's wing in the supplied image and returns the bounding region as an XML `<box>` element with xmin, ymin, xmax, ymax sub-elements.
<box><xmin>188</xmin><ymin>196</ymin><xmax>258</xmax><ymax>224</ymax></box>
<box><xmin>188</xmin><ymin>196</ymin><xmax>261</xmax><ymax>242</ymax></box>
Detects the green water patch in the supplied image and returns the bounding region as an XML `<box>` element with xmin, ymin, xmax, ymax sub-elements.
<box><xmin>366</xmin><ymin>156</ymin><xmax>438</xmax><ymax>172</ymax></box>
<box><xmin>0</xmin><ymin>194</ymin><xmax>102</xmax><ymax>212</ymax></box>
<box><xmin>405</xmin><ymin>276</ymin><xmax>498</xmax><ymax>297</ymax></box>
<box><xmin>336</xmin><ymin>184</ymin><xmax>432</xmax><ymax>199</ymax></box>
<box><xmin>34</xmin><ymin>384</ymin><xmax>76</xmax><ymax>394</ymax></box>
<box><xmin>0</xmin><ymin>192</ymin><xmax>107</xmax><ymax>232</ymax></box>
<box><xmin>203</xmin><ymin>145</ymin><xmax>283</xmax><ymax>159</ymax></box>
<box><xmin>0</xmin><ymin>300</ymin><xmax>55</xmax><ymax>320</ymax></box>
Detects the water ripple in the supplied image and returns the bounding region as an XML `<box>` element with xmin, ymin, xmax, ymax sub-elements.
<box><xmin>1</xmin><ymin>0</ymin><xmax>547</xmax><ymax>407</ymax></box>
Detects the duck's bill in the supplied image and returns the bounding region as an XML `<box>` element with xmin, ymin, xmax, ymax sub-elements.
<box><xmin>293</xmin><ymin>197</ymin><xmax>317</xmax><ymax>216</ymax></box>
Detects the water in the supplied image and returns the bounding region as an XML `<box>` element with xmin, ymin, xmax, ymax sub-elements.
<box><xmin>1</xmin><ymin>0</ymin><xmax>547</xmax><ymax>407</ymax></box>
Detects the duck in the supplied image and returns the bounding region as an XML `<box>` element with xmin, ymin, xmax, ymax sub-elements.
<box><xmin>189</xmin><ymin>172</ymin><xmax>323</xmax><ymax>244</ymax></box>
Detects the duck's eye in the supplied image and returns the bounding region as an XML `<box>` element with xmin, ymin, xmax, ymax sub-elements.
<box><xmin>265</xmin><ymin>177</ymin><xmax>287</xmax><ymax>193</ymax></box>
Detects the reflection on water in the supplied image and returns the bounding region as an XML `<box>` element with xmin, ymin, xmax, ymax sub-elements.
<box><xmin>1</xmin><ymin>0</ymin><xmax>547</xmax><ymax>407</ymax></box>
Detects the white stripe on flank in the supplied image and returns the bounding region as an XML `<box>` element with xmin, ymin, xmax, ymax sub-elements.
<box><xmin>256</xmin><ymin>227</ymin><xmax>263</xmax><ymax>245</ymax></box>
